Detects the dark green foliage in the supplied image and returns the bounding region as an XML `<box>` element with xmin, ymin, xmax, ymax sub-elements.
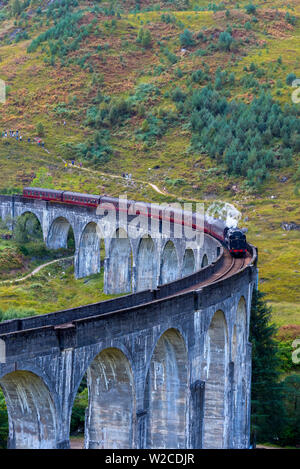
<box><xmin>286</xmin><ymin>73</ymin><xmax>297</xmax><ymax>86</ymax></box>
<box><xmin>73</xmin><ymin>130</ymin><xmax>112</xmax><ymax>165</ymax></box>
<box><xmin>279</xmin><ymin>374</ymin><xmax>300</xmax><ymax>446</ymax></box>
<box><xmin>245</xmin><ymin>4</ymin><xmax>257</xmax><ymax>15</ymax></box>
<box><xmin>285</xmin><ymin>12</ymin><xmax>297</xmax><ymax>26</ymax></box>
<box><xmin>171</xmin><ymin>87</ymin><xmax>186</xmax><ymax>102</ymax></box>
<box><xmin>183</xmin><ymin>86</ymin><xmax>300</xmax><ymax>187</ymax></box>
<box><xmin>175</xmin><ymin>67</ymin><xmax>183</xmax><ymax>78</ymax></box>
<box><xmin>11</xmin><ymin>0</ymin><xmax>21</xmax><ymax>17</ymax></box>
<box><xmin>129</xmin><ymin>83</ymin><xmax>160</xmax><ymax>103</ymax></box>
<box><xmin>135</xmin><ymin>110</ymin><xmax>176</xmax><ymax>143</ymax></box>
<box><xmin>85</xmin><ymin>96</ymin><xmax>133</xmax><ymax>129</ymax></box>
<box><xmin>161</xmin><ymin>13</ymin><xmax>177</xmax><ymax>24</ymax></box>
<box><xmin>27</xmin><ymin>4</ymin><xmax>92</xmax><ymax>63</ymax></box>
<box><xmin>179</xmin><ymin>29</ymin><xmax>195</xmax><ymax>47</ymax></box>
<box><xmin>70</xmin><ymin>375</ymin><xmax>87</xmax><ymax>434</ymax></box>
<box><xmin>137</xmin><ymin>28</ymin><xmax>152</xmax><ymax>48</ymax></box>
<box><xmin>13</xmin><ymin>213</ymin><xmax>43</xmax><ymax>245</ymax></box>
<box><xmin>0</xmin><ymin>307</ymin><xmax>37</xmax><ymax>322</ymax></box>
<box><xmin>0</xmin><ymin>390</ymin><xmax>8</xmax><ymax>449</ymax></box>
<box><xmin>36</xmin><ymin>122</ymin><xmax>45</xmax><ymax>137</ymax></box>
<box><xmin>207</xmin><ymin>2</ymin><xmax>226</xmax><ymax>12</ymax></box>
<box><xmin>249</xmin><ymin>289</ymin><xmax>286</xmax><ymax>443</ymax></box>
<box><xmin>191</xmin><ymin>69</ymin><xmax>204</xmax><ymax>84</ymax></box>
<box><xmin>163</xmin><ymin>47</ymin><xmax>178</xmax><ymax>64</ymax></box>
<box><xmin>217</xmin><ymin>31</ymin><xmax>233</xmax><ymax>51</ymax></box>
<box><xmin>15</xmin><ymin>29</ymin><xmax>29</xmax><ymax>42</ymax></box>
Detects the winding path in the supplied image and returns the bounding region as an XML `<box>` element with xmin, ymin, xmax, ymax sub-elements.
<box><xmin>58</xmin><ymin>156</ymin><xmax>183</xmax><ymax>200</ymax></box>
<box><xmin>0</xmin><ymin>256</ymin><xmax>73</xmax><ymax>285</ymax></box>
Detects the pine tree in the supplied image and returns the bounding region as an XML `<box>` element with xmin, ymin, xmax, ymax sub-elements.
<box><xmin>280</xmin><ymin>374</ymin><xmax>300</xmax><ymax>445</ymax></box>
<box><xmin>249</xmin><ymin>289</ymin><xmax>286</xmax><ymax>444</ymax></box>
<box><xmin>12</xmin><ymin>0</ymin><xmax>21</xmax><ymax>17</ymax></box>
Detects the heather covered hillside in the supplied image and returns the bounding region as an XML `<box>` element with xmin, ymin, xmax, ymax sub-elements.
<box><xmin>0</xmin><ymin>0</ymin><xmax>299</xmax><ymax>335</ymax></box>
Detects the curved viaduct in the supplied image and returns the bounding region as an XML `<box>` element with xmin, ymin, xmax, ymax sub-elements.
<box><xmin>0</xmin><ymin>194</ymin><xmax>257</xmax><ymax>449</ymax></box>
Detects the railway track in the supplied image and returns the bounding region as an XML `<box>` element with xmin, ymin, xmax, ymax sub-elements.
<box><xmin>0</xmin><ymin>242</ymin><xmax>253</xmax><ymax>334</ymax></box>
<box><xmin>181</xmin><ymin>247</ymin><xmax>249</xmax><ymax>295</ymax></box>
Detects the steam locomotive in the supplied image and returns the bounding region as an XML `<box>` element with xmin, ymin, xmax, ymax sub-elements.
<box><xmin>224</xmin><ymin>227</ymin><xmax>247</xmax><ymax>257</ymax></box>
<box><xmin>22</xmin><ymin>187</ymin><xmax>247</xmax><ymax>257</ymax></box>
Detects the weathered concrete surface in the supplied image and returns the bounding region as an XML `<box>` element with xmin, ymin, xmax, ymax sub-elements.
<box><xmin>0</xmin><ymin>194</ymin><xmax>257</xmax><ymax>449</ymax></box>
<box><xmin>0</xmin><ymin>195</ymin><xmax>218</xmax><ymax>294</ymax></box>
<box><xmin>0</xmin><ymin>263</ymin><xmax>256</xmax><ymax>449</ymax></box>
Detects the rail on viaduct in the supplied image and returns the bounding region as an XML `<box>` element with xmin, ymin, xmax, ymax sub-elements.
<box><xmin>0</xmin><ymin>194</ymin><xmax>257</xmax><ymax>449</ymax></box>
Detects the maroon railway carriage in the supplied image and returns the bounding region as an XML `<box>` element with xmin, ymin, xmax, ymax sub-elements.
<box><xmin>22</xmin><ymin>187</ymin><xmax>247</xmax><ymax>256</ymax></box>
<box><xmin>23</xmin><ymin>187</ymin><xmax>63</xmax><ymax>202</ymax></box>
<box><xmin>63</xmin><ymin>191</ymin><xmax>101</xmax><ymax>207</ymax></box>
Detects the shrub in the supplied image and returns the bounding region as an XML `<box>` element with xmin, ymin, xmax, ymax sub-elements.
<box><xmin>179</xmin><ymin>29</ymin><xmax>195</xmax><ymax>48</ymax></box>
<box><xmin>286</xmin><ymin>73</ymin><xmax>297</xmax><ymax>85</ymax></box>
<box><xmin>218</xmin><ymin>31</ymin><xmax>233</xmax><ymax>51</ymax></box>
<box><xmin>245</xmin><ymin>4</ymin><xmax>256</xmax><ymax>15</ymax></box>
<box><xmin>36</xmin><ymin>122</ymin><xmax>45</xmax><ymax>137</ymax></box>
<box><xmin>285</xmin><ymin>12</ymin><xmax>296</xmax><ymax>26</ymax></box>
<box><xmin>171</xmin><ymin>87</ymin><xmax>186</xmax><ymax>102</ymax></box>
<box><xmin>137</xmin><ymin>28</ymin><xmax>152</xmax><ymax>48</ymax></box>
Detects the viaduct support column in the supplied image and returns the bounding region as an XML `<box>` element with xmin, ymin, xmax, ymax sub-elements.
<box><xmin>103</xmin><ymin>256</ymin><xmax>110</xmax><ymax>294</ymax></box>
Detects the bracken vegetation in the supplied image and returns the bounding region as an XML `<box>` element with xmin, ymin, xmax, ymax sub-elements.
<box><xmin>0</xmin><ymin>0</ymin><xmax>299</xmax><ymax>447</ymax></box>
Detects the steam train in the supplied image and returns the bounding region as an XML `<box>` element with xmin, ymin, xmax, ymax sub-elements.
<box><xmin>22</xmin><ymin>187</ymin><xmax>247</xmax><ymax>257</ymax></box>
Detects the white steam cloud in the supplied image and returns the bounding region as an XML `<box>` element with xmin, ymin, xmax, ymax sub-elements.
<box><xmin>206</xmin><ymin>201</ymin><xmax>242</xmax><ymax>228</ymax></box>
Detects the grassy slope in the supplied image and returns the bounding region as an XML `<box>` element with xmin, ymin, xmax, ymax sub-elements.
<box><xmin>0</xmin><ymin>0</ymin><xmax>299</xmax><ymax>333</ymax></box>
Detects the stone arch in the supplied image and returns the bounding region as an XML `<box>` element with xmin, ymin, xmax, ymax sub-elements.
<box><xmin>144</xmin><ymin>328</ymin><xmax>188</xmax><ymax>449</ymax></box>
<box><xmin>0</xmin><ymin>370</ymin><xmax>58</xmax><ymax>449</ymax></box>
<box><xmin>233</xmin><ymin>297</ymin><xmax>247</xmax><ymax>448</ymax></box>
<box><xmin>77</xmin><ymin>222</ymin><xmax>104</xmax><ymax>278</ymax></box>
<box><xmin>136</xmin><ymin>234</ymin><xmax>157</xmax><ymax>291</ymax></box>
<box><xmin>85</xmin><ymin>347</ymin><xmax>135</xmax><ymax>449</ymax></box>
<box><xmin>47</xmin><ymin>216</ymin><xmax>75</xmax><ymax>250</ymax></box>
<box><xmin>160</xmin><ymin>241</ymin><xmax>179</xmax><ymax>285</ymax></box>
<box><xmin>17</xmin><ymin>209</ymin><xmax>43</xmax><ymax>230</ymax></box>
<box><xmin>202</xmin><ymin>310</ymin><xmax>228</xmax><ymax>449</ymax></box>
<box><xmin>201</xmin><ymin>253</ymin><xmax>208</xmax><ymax>268</ymax></box>
<box><xmin>182</xmin><ymin>248</ymin><xmax>195</xmax><ymax>277</ymax></box>
<box><xmin>106</xmin><ymin>227</ymin><xmax>132</xmax><ymax>294</ymax></box>
<box><xmin>15</xmin><ymin>210</ymin><xmax>43</xmax><ymax>242</ymax></box>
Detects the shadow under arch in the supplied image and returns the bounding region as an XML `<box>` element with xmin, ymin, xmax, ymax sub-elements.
<box><xmin>0</xmin><ymin>370</ymin><xmax>59</xmax><ymax>449</ymax></box>
<box><xmin>202</xmin><ymin>310</ymin><xmax>228</xmax><ymax>449</ymax></box>
<box><xmin>77</xmin><ymin>222</ymin><xmax>105</xmax><ymax>278</ymax></box>
<box><xmin>107</xmin><ymin>227</ymin><xmax>133</xmax><ymax>294</ymax></box>
<box><xmin>47</xmin><ymin>216</ymin><xmax>75</xmax><ymax>251</ymax></box>
<box><xmin>84</xmin><ymin>347</ymin><xmax>136</xmax><ymax>449</ymax></box>
<box><xmin>201</xmin><ymin>253</ymin><xmax>208</xmax><ymax>268</ymax></box>
<box><xmin>14</xmin><ymin>211</ymin><xmax>43</xmax><ymax>244</ymax></box>
<box><xmin>182</xmin><ymin>248</ymin><xmax>195</xmax><ymax>277</ymax></box>
<box><xmin>160</xmin><ymin>240</ymin><xmax>179</xmax><ymax>285</ymax></box>
<box><xmin>136</xmin><ymin>234</ymin><xmax>157</xmax><ymax>291</ymax></box>
<box><xmin>143</xmin><ymin>328</ymin><xmax>188</xmax><ymax>449</ymax></box>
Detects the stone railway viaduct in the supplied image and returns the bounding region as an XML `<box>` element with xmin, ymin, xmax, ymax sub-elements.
<box><xmin>0</xmin><ymin>194</ymin><xmax>257</xmax><ymax>449</ymax></box>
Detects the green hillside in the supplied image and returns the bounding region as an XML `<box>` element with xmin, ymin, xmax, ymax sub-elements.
<box><xmin>0</xmin><ymin>0</ymin><xmax>299</xmax><ymax>336</ymax></box>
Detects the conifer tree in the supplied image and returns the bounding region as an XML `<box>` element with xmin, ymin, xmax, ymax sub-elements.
<box><xmin>12</xmin><ymin>0</ymin><xmax>21</xmax><ymax>17</ymax></box>
<box><xmin>249</xmin><ymin>289</ymin><xmax>286</xmax><ymax>444</ymax></box>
